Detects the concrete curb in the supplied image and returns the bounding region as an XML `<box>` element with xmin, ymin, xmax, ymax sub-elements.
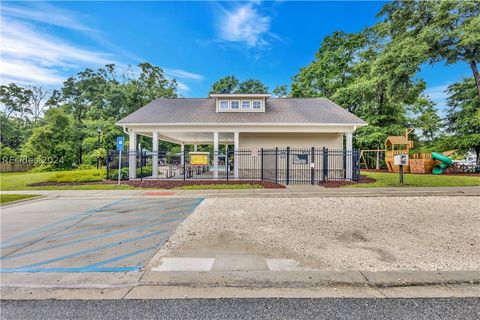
<box><xmin>2</xmin><ymin>271</ymin><xmax>479</xmax><ymax>290</ymax></box>
<box><xmin>0</xmin><ymin>195</ymin><xmax>45</xmax><ymax>208</ymax></box>
<box><xmin>139</xmin><ymin>270</ymin><xmax>480</xmax><ymax>288</ymax></box>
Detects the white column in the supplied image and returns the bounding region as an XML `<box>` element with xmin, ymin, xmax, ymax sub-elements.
<box><xmin>234</xmin><ymin>131</ymin><xmax>239</xmax><ymax>179</ymax></box>
<box><xmin>194</xmin><ymin>144</ymin><xmax>197</xmax><ymax>152</ymax></box>
<box><xmin>180</xmin><ymin>144</ymin><xmax>185</xmax><ymax>165</ymax></box>
<box><xmin>346</xmin><ymin>132</ymin><xmax>353</xmax><ymax>180</ymax></box>
<box><xmin>213</xmin><ymin>132</ymin><xmax>219</xmax><ymax>178</ymax></box>
<box><xmin>128</xmin><ymin>131</ymin><xmax>137</xmax><ymax>179</ymax></box>
<box><xmin>152</xmin><ymin>131</ymin><xmax>158</xmax><ymax>178</ymax></box>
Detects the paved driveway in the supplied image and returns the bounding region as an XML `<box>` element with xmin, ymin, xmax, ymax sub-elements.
<box><xmin>1</xmin><ymin>197</ymin><xmax>202</xmax><ymax>273</ymax></box>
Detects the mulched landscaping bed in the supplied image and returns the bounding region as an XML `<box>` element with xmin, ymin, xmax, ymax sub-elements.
<box><xmin>28</xmin><ymin>180</ymin><xmax>285</xmax><ymax>189</ymax></box>
<box><xmin>124</xmin><ymin>180</ymin><xmax>285</xmax><ymax>189</ymax></box>
<box><xmin>318</xmin><ymin>175</ymin><xmax>376</xmax><ymax>188</ymax></box>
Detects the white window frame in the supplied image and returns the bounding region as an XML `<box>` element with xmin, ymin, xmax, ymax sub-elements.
<box><xmin>230</xmin><ymin>100</ymin><xmax>240</xmax><ymax>110</ymax></box>
<box><xmin>252</xmin><ymin>100</ymin><xmax>262</xmax><ymax>110</ymax></box>
<box><xmin>241</xmin><ymin>100</ymin><xmax>251</xmax><ymax>110</ymax></box>
<box><xmin>219</xmin><ymin>100</ymin><xmax>229</xmax><ymax>111</ymax></box>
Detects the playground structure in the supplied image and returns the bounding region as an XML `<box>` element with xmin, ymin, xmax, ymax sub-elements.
<box><xmin>385</xmin><ymin>129</ymin><xmax>414</xmax><ymax>173</ymax></box>
<box><xmin>383</xmin><ymin>129</ymin><xmax>454</xmax><ymax>174</ymax></box>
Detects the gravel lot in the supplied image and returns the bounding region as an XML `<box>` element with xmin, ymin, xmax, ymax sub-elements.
<box><xmin>152</xmin><ymin>196</ymin><xmax>480</xmax><ymax>271</ymax></box>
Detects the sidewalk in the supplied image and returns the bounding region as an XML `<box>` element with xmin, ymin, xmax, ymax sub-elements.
<box><xmin>2</xmin><ymin>186</ymin><xmax>480</xmax><ymax>199</ymax></box>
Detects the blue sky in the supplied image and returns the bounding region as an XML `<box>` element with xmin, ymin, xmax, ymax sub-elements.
<box><xmin>0</xmin><ymin>1</ymin><xmax>472</xmax><ymax>111</ymax></box>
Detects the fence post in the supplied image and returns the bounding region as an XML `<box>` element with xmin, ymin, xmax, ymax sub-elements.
<box><xmin>139</xmin><ymin>151</ymin><xmax>143</xmax><ymax>180</ymax></box>
<box><xmin>286</xmin><ymin>147</ymin><xmax>290</xmax><ymax>185</ymax></box>
<box><xmin>311</xmin><ymin>147</ymin><xmax>315</xmax><ymax>185</ymax></box>
<box><xmin>376</xmin><ymin>147</ymin><xmax>380</xmax><ymax>170</ymax></box>
<box><xmin>275</xmin><ymin>147</ymin><xmax>278</xmax><ymax>184</ymax></box>
<box><xmin>226</xmin><ymin>147</ymin><xmax>229</xmax><ymax>181</ymax></box>
<box><xmin>106</xmin><ymin>151</ymin><xmax>110</xmax><ymax>180</ymax></box>
<box><xmin>323</xmin><ymin>147</ymin><xmax>328</xmax><ymax>182</ymax></box>
<box><xmin>261</xmin><ymin>148</ymin><xmax>264</xmax><ymax>181</ymax></box>
<box><xmin>183</xmin><ymin>147</ymin><xmax>186</xmax><ymax>181</ymax></box>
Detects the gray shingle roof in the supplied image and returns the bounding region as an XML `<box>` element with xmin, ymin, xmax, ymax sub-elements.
<box><xmin>117</xmin><ymin>98</ymin><xmax>366</xmax><ymax>125</ymax></box>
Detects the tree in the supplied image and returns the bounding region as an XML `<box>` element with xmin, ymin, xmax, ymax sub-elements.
<box><xmin>0</xmin><ymin>83</ymin><xmax>34</xmax><ymax>149</ymax></box>
<box><xmin>273</xmin><ymin>85</ymin><xmax>288</xmax><ymax>98</ymax></box>
<box><xmin>58</xmin><ymin>63</ymin><xmax>177</xmax><ymax>164</ymax></box>
<box><xmin>381</xmin><ymin>0</ymin><xmax>480</xmax><ymax>97</ymax></box>
<box><xmin>22</xmin><ymin>108</ymin><xmax>76</xmax><ymax>169</ymax></box>
<box><xmin>209</xmin><ymin>76</ymin><xmax>268</xmax><ymax>94</ymax></box>
<box><xmin>209</xmin><ymin>75</ymin><xmax>240</xmax><ymax>94</ymax></box>
<box><xmin>236</xmin><ymin>79</ymin><xmax>269</xmax><ymax>94</ymax></box>
<box><xmin>27</xmin><ymin>86</ymin><xmax>49</xmax><ymax>123</ymax></box>
<box><xmin>408</xmin><ymin>96</ymin><xmax>442</xmax><ymax>142</ymax></box>
<box><xmin>445</xmin><ymin>78</ymin><xmax>480</xmax><ymax>164</ymax></box>
<box><xmin>291</xmin><ymin>26</ymin><xmax>427</xmax><ymax>149</ymax></box>
<box><xmin>0</xmin><ymin>83</ymin><xmax>32</xmax><ymax>120</ymax></box>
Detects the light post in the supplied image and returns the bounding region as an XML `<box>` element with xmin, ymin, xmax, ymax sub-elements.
<box><xmin>97</xmin><ymin>127</ymin><xmax>101</xmax><ymax>169</ymax></box>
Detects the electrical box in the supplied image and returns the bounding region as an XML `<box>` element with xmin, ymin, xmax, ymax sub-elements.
<box><xmin>394</xmin><ymin>154</ymin><xmax>409</xmax><ymax>166</ymax></box>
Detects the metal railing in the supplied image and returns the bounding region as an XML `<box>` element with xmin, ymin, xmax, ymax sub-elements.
<box><xmin>106</xmin><ymin>148</ymin><xmax>360</xmax><ymax>184</ymax></box>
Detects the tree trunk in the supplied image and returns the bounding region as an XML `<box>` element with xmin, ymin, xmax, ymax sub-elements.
<box><xmin>469</xmin><ymin>60</ymin><xmax>480</xmax><ymax>99</ymax></box>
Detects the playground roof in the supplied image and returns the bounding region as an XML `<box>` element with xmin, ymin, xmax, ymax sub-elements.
<box><xmin>385</xmin><ymin>136</ymin><xmax>411</xmax><ymax>145</ymax></box>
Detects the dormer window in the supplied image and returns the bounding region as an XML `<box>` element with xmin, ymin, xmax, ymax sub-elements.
<box><xmin>219</xmin><ymin>100</ymin><xmax>229</xmax><ymax>110</ymax></box>
<box><xmin>231</xmin><ymin>100</ymin><xmax>240</xmax><ymax>110</ymax></box>
<box><xmin>212</xmin><ymin>94</ymin><xmax>269</xmax><ymax>112</ymax></box>
<box><xmin>252</xmin><ymin>100</ymin><xmax>262</xmax><ymax>110</ymax></box>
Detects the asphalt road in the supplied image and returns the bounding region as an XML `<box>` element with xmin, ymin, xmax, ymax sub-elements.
<box><xmin>1</xmin><ymin>298</ymin><xmax>479</xmax><ymax>320</ymax></box>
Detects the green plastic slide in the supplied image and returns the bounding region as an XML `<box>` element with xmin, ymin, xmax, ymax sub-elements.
<box><xmin>431</xmin><ymin>152</ymin><xmax>453</xmax><ymax>175</ymax></box>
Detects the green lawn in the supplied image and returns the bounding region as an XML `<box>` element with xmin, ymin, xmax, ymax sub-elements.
<box><xmin>0</xmin><ymin>194</ymin><xmax>40</xmax><ymax>204</ymax></box>
<box><xmin>352</xmin><ymin>171</ymin><xmax>480</xmax><ymax>188</ymax></box>
<box><xmin>0</xmin><ymin>170</ymin><xmax>133</xmax><ymax>191</ymax></box>
<box><xmin>175</xmin><ymin>184</ymin><xmax>263</xmax><ymax>190</ymax></box>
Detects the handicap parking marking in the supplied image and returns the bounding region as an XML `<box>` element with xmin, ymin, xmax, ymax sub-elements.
<box><xmin>1</xmin><ymin>198</ymin><xmax>202</xmax><ymax>250</ymax></box>
<box><xmin>0</xmin><ymin>197</ymin><xmax>204</xmax><ymax>273</ymax></box>
<box><xmin>0</xmin><ymin>198</ymin><xmax>128</xmax><ymax>247</ymax></box>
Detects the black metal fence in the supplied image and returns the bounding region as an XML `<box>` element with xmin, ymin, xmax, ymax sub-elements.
<box><xmin>106</xmin><ymin>148</ymin><xmax>360</xmax><ymax>184</ymax></box>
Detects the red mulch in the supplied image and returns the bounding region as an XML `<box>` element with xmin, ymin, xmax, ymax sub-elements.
<box><xmin>318</xmin><ymin>175</ymin><xmax>376</xmax><ymax>188</ymax></box>
<box><xmin>29</xmin><ymin>179</ymin><xmax>285</xmax><ymax>189</ymax></box>
<box><xmin>124</xmin><ymin>180</ymin><xmax>285</xmax><ymax>189</ymax></box>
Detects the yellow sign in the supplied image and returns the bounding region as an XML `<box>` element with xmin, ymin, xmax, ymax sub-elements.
<box><xmin>190</xmin><ymin>153</ymin><xmax>209</xmax><ymax>166</ymax></box>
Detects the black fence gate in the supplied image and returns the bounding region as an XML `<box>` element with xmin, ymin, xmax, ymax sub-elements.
<box><xmin>106</xmin><ymin>148</ymin><xmax>360</xmax><ymax>184</ymax></box>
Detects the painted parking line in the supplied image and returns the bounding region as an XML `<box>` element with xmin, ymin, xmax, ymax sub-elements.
<box><xmin>2</xmin><ymin>214</ymin><xmax>186</xmax><ymax>260</ymax></box>
<box><xmin>3</xmin><ymin>229</ymin><xmax>168</xmax><ymax>271</ymax></box>
<box><xmin>1</xmin><ymin>197</ymin><xmax>204</xmax><ymax>273</ymax></box>
<box><xmin>0</xmin><ymin>198</ymin><xmax>128</xmax><ymax>246</ymax></box>
<box><xmin>1</xmin><ymin>199</ymin><xmax>202</xmax><ymax>251</ymax></box>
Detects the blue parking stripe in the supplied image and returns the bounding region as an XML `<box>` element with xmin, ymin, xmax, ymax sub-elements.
<box><xmin>0</xmin><ymin>266</ymin><xmax>140</xmax><ymax>273</ymax></box>
<box><xmin>82</xmin><ymin>245</ymin><xmax>161</xmax><ymax>269</ymax></box>
<box><xmin>17</xmin><ymin>229</ymin><xmax>168</xmax><ymax>269</ymax></box>
<box><xmin>0</xmin><ymin>198</ymin><xmax>128</xmax><ymax>246</ymax></box>
<box><xmin>1</xmin><ymin>213</ymin><xmax>188</xmax><ymax>260</ymax></box>
<box><xmin>1</xmin><ymin>198</ymin><xmax>202</xmax><ymax>249</ymax></box>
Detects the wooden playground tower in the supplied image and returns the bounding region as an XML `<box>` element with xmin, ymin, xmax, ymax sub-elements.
<box><xmin>385</xmin><ymin>129</ymin><xmax>414</xmax><ymax>173</ymax></box>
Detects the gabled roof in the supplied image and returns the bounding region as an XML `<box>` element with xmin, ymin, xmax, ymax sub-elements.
<box><xmin>117</xmin><ymin>98</ymin><xmax>367</xmax><ymax>125</ymax></box>
<box><xmin>385</xmin><ymin>136</ymin><xmax>413</xmax><ymax>146</ymax></box>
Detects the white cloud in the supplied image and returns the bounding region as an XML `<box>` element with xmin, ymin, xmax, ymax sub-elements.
<box><xmin>164</xmin><ymin>68</ymin><xmax>204</xmax><ymax>81</ymax></box>
<box><xmin>1</xmin><ymin>3</ymin><xmax>95</xmax><ymax>32</ymax></box>
<box><xmin>0</xmin><ymin>18</ymin><xmax>114</xmax><ymax>86</ymax></box>
<box><xmin>216</xmin><ymin>3</ymin><xmax>273</xmax><ymax>47</ymax></box>
<box><xmin>176</xmin><ymin>81</ymin><xmax>190</xmax><ymax>92</ymax></box>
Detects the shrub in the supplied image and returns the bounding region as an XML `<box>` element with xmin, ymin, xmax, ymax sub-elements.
<box><xmin>47</xmin><ymin>169</ymin><xmax>106</xmax><ymax>183</ymax></box>
<box><xmin>107</xmin><ymin>165</ymin><xmax>153</xmax><ymax>180</ymax></box>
